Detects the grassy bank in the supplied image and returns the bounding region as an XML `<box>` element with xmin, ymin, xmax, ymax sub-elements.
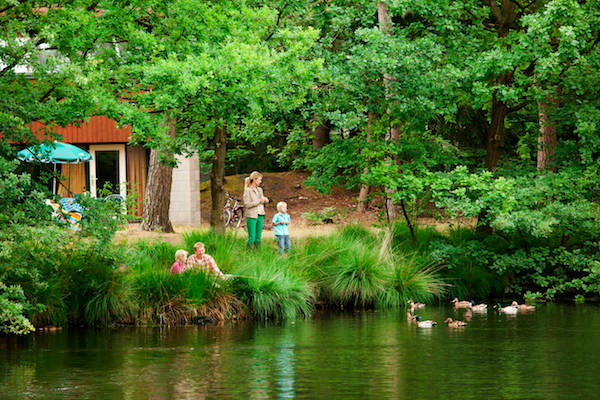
<box><xmin>10</xmin><ymin>217</ymin><xmax>594</xmax><ymax>334</ymax></box>
<box><xmin>3</xmin><ymin>224</ymin><xmax>455</xmax><ymax>331</ymax></box>
<box><xmin>123</xmin><ymin>224</ymin><xmax>447</xmax><ymax>323</ymax></box>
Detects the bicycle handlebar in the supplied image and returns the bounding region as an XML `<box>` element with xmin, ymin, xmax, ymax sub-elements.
<box><xmin>223</xmin><ymin>191</ymin><xmax>241</xmax><ymax>202</ymax></box>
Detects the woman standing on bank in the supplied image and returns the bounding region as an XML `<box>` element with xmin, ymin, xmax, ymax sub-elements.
<box><xmin>243</xmin><ymin>171</ymin><xmax>269</xmax><ymax>249</ymax></box>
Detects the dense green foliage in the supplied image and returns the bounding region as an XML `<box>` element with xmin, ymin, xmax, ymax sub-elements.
<box><xmin>430</xmin><ymin>167</ymin><xmax>600</xmax><ymax>299</ymax></box>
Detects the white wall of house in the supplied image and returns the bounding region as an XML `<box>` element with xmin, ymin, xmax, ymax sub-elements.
<box><xmin>169</xmin><ymin>152</ymin><xmax>201</xmax><ymax>225</ymax></box>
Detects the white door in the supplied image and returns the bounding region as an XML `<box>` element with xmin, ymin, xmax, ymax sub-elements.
<box><xmin>88</xmin><ymin>144</ymin><xmax>126</xmax><ymax>200</ymax></box>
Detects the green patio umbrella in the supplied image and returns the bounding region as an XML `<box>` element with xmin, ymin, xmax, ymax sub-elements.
<box><xmin>17</xmin><ymin>141</ymin><xmax>93</xmax><ymax>164</ymax></box>
<box><xmin>17</xmin><ymin>142</ymin><xmax>93</xmax><ymax>194</ymax></box>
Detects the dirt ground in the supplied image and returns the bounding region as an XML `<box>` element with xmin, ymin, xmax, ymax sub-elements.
<box><xmin>114</xmin><ymin>171</ymin><xmax>476</xmax><ymax>245</ymax></box>
<box><xmin>114</xmin><ymin>222</ymin><xmax>347</xmax><ymax>245</ymax></box>
<box><xmin>201</xmin><ymin>171</ymin><xmax>380</xmax><ymax>227</ymax></box>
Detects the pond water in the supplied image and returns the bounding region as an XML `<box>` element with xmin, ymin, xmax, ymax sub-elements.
<box><xmin>1</xmin><ymin>304</ymin><xmax>599</xmax><ymax>399</ymax></box>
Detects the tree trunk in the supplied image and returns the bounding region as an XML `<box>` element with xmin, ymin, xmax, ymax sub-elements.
<box><xmin>478</xmin><ymin>0</ymin><xmax>519</xmax><ymax>232</ymax></box>
<box><xmin>478</xmin><ymin>93</ymin><xmax>508</xmax><ymax>233</ymax></box>
<box><xmin>537</xmin><ymin>87</ymin><xmax>560</xmax><ymax>172</ymax></box>
<box><xmin>377</xmin><ymin>2</ymin><xmax>392</xmax><ymax>33</ymax></box>
<box><xmin>378</xmin><ymin>1</ymin><xmax>399</xmax><ymax>220</ymax></box>
<box><xmin>210</xmin><ymin>123</ymin><xmax>227</xmax><ymax>233</ymax></box>
<box><xmin>482</xmin><ymin>0</ymin><xmax>517</xmax><ymax>171</ymax></box>
<box><xmin>141</xmin><ymin>123</ymin><xmax>175</xmax><ymax>233</ymax></box>
<box><xmin>484</xmin><ymin>91</ymin><xmax>508</xmax><ymax>170</ymax></box>
<box><xmin>357</xmin><ymin>112</ymin><xmax>374</xmax><ymax>213</ymax></box>
<box><xmin>311</xmin><ymin>121</ymin><xmax>330</xmax><ymax>149</ymax></box>
<box><xmin>357</xmin><ymin>184</ymin><xmax>369</xmax><ymax>212</ymax></box>
<box><xmin>384</xmin><ymin>126</ymin><xmax>400</xmax><ymax>219</ymax></box>
<box><xmin>400</xmin><ymin>199</ymin><xmax>415</xmax><ymax>242</ymax></box>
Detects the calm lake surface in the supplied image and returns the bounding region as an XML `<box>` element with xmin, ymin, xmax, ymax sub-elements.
<box><xmin>1</xmin><ymin>304</ymin><xmax>599</xmax><ymax>399</ymax></box>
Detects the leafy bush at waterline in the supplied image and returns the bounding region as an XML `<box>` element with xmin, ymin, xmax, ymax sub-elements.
<box><xmin>0</xmin><ymin>225</ymin><xmax>135</xmax><ymax>327</ymax></box>
<box><xmin>431</xmin><ymin>167</ymin><xmax>600</xmax><ymax>299</ymax></box>
<box><xmin>0</xmin><ymin>283</ymin><xmax>41</xmax><ymax>334</ymax></box>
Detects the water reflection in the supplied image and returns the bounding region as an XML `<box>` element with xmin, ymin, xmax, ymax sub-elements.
<box><xmin>2</xmin><ymin>305</ymin><xmax>600</xmax><ymax>399</ymax></box>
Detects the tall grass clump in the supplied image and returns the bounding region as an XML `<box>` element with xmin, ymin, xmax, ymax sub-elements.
<box><xmin>388</xmin><ymin>253</ymin><xmax>446</xmax><ymax>305</ymax></box>
<box><xmin>338</xmin><ymin>223</ymin><xmax>377</xmax><ymax>246</ymax></box>
<box><xmin>128</xmin><ymin>240</ymin><xmax>179</xmax><ymax>270</ymax></box>
<box><xmin>296</xmin><ymin>227</ymin><xmax>447</xmax><ymax>310</ymax></box>
<box><xmin>83</xmin><ymin>275</ymin><xmax>138</xmax><ymax>326</ymax></box>
<box><xmin>325</xmin><ymin>241</ymin><xmax>391</xmax><ymax>308</ymax></box>
<box><xmin>231</xmin><ymin>256</ymin><xmax>314</xmax><ymax>321</ymax></box>
<box><xmin>129</xmin><ymin>267</ymin><xmax>232</xmax><ymax>324</ymax></box>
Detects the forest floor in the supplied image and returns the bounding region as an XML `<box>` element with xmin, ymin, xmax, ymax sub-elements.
<box><xmin>115</xmin><ymin>171</ymin><xmax>475</xmax><ymax>244</ymax></box>
<box><xmin>200</xmin><ymin>171</ymin><xmax>379</xmax><ymax>226</ymax></box>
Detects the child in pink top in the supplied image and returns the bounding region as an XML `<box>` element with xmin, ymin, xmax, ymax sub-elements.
<box><xmin>170</xmin><ymin>249</ymin><xmax>188</xmax><ymax>274</ymax></box>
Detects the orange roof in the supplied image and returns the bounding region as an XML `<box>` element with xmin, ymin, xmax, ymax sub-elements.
<box><xmin>30</xmin><ymin>116</ymin><xmax>132</xmax><ymax>143</ymax></box>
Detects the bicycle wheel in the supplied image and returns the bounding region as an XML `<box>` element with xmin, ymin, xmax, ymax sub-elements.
<box><xmin>223</xmin><ymin>209</ymin><xmax>232</xmax><ymax>227</ymax></box>
<box><xmin>232</xmin><ymin>208</ymin><xmax>244</xmax><ymax>228</ymax></box>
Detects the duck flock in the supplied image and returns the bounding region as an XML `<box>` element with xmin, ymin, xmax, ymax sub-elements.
<box><xmin>406</xmin><ymin>298</ymin><xmax>536</xmax><ymax>328</ymax></box>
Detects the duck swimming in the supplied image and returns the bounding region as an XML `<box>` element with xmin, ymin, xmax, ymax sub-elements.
<box><xmin>444</xmin><ymin>318</ymin><xmax>467</xmax><ymax>328</ymax></box>
<box><xmin>452</xmin><ymin>298</ymin><xmax>472</xmax><ymax>309</ymax></box>
<box><xmin>471</xmin><ymin>301</ymin><xmax>487</xmax><ymax>312</ymax></box>
<box><xmin>511</xmin><ymin>301</ymin><xmax>535</xmax><ymax>312</ymax></box>
<box><xmin>494</xmin><ymin>303</ymin><xmax>519</xmax><ymax>314</ymax></box>
<box><xmin>414</xmin><ymin>315</ymin><xmax>437</xmax><ymax>328</ymax></box>
<box><xmin>408</xmin><ymin>299</ymin><xmax>426</xmax><ymax>312</ymax></box>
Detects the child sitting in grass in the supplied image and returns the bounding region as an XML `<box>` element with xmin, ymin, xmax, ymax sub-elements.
<box><xmin>272</xmin><ymin>201</ymin><xmax>291</xmax><ymax>254</ymax></box>
<box><xmin>170</xmin><ymin>249</ymin><xmax>188</xmax><ymax>274</ymax></box>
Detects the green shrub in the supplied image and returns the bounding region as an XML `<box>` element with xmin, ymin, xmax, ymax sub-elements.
<box><xmin>0</xmin><ymin>149</ymin><xmax>49</xmax><ymax>226</ymax></box>
<box><xmin>391</xmin><ymin>222</ymin><xmax>444</xmax><ymax>252</ymax></box>
<box><xmin>0</xmin><ymin>225</ymin><xmax>136</xmax><ymax>327</ymax></box>
<box><xmin>0</xmin><ymin>282</ymin><xmax>41</xmax><ymax>334</ymax></box>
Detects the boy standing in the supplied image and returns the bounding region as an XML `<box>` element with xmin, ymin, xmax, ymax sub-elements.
<box><xmin>272</xmin><ymin>202</ymin><xmax>291</xmax><ymax>253</ymax></box>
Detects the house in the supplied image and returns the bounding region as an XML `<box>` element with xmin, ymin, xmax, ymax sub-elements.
<box><xmin>30</xmin><ymin>116</ymin><xmax>201</xmax><ymax>225</ymax></box>
<box><xmin>3</xmin><ymin>26</ymin><xmax>200</xmax><ymax>225</ymax></box>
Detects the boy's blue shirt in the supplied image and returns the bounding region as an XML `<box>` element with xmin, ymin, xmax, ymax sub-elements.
<box><xmin>272</xmin><ymin>212</ymin><xmax>290</xmax><ymax>236</ymax></box>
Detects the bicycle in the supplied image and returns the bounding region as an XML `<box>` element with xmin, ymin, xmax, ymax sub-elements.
<box><xmin>223</xmin><ymin>191</ymin><xmax>244</xmax><ymax>228</ymax></box>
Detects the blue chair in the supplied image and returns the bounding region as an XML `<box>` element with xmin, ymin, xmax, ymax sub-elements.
<box><xmin>104</xmin><ymin>194</ymin><xmax>124</xmax><ymax>204</ymax></box>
